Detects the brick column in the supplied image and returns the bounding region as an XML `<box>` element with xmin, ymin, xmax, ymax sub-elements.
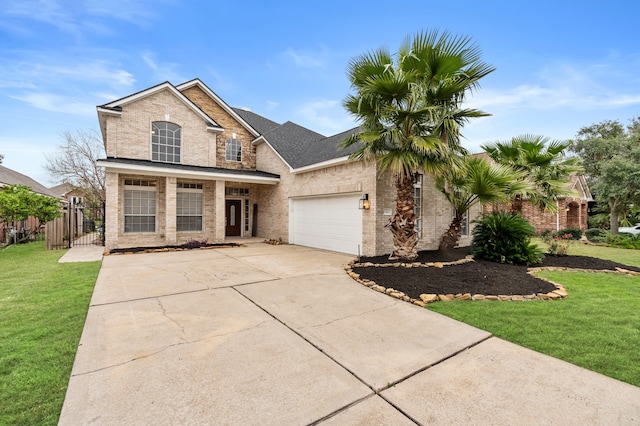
<box><xmin>165</xmin><ymin>176</ymin><xmax>177</xmax><ymax>244</ymax></box>
<box><xmin>214</xmin><ymin>180</ymin><xmax>226</xmax><ymax>243</ymax></box>
<box><xmin>104</xmin><ymin>171</ymin><xmax>119</xmax><ymax>250</ymax></box>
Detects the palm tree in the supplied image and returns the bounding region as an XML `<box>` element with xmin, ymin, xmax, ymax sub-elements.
<box><xmin>435</xmin><ymin>156</ymin><xmax>530</xmax><ymax>250</ymax></box>
<box><xmin>482</xmin><ymin>135</ymin><xmax>582</xmax><ymax>214</ymax></box>
<box><xmin>342</xmin><ymin>30</ymin><xmax>495</xmax><ymax>260</ymax></box>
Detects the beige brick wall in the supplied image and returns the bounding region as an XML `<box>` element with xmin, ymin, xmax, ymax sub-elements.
<box><xmin>484</xmin><ymin>198</ymin><xmax>588</xmax><ymax>234</ymax></box>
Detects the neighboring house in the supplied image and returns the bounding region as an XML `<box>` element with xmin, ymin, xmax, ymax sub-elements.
<box><xmin>96</xmin><ymin>78</ymin><xmax>481</xmax><ymax>256</ymax></box>
<box><xmin>0</xmin><ymin>165</ymin><xmax>61</xmax><ymax>244</ymax></box>
<box><xmin>484</xmin><ymin>173</ymin><xmax>593</xmax><ymax>234</ymax></box>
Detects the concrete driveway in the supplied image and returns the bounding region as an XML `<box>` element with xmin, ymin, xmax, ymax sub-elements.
<box><xmin>59</xmin><ymin>243</ymin><xmax>640</xmax><ymax>425</ymax></box>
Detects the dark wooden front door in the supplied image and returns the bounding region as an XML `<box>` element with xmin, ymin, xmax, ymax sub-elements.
<box><xmin>225</xmin><ymin>200</ymin><xmax>242</xmax><ymax>236</ymax></box>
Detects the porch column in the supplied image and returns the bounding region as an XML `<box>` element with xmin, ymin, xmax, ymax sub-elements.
<box><xmin>104</xmin><ymin>171</ymin><xmax>119</xmax><ymax>250</ymax></box>
<box><xmin>165</xmin><ymin>176</ymin><xmax>177</xmax><ymax>244</ymax></box>
<box><xmin>214</xmin><ymin>180</ymin><xmax>226</xmax><ymax>243</ymax></box>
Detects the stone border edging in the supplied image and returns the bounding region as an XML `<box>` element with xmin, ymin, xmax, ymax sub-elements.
<box><xmin>344</xmin><ymin>257</ymin><xmax>640</xmax><ymax>306</ymax></box>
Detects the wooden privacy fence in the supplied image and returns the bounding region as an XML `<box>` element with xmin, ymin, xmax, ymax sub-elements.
<box><xmin>46</xmin><ymin>203</ymin><xmax>104</xmax><ymax>250</ymax></box>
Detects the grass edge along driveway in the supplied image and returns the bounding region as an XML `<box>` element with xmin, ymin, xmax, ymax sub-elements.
<box><xmin>1</xmin><ymin>241</ymin><xmax>101</xmax><ymax>426</ymax></box>
<box><xmin>428</xmin><ymin>242</ymin><xmax>640</xmax><ymax>387</ymax></box>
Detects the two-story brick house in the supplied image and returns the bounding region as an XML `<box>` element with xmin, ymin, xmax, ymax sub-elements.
<box><xmin>97</xmin><ymin>78</ymin><xmax>480</xmax><ymax>256</ymax></box>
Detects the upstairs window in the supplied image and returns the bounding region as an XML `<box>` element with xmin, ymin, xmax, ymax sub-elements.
<box><xmin>225</xmin><ymin>138</ymin><xmax>242</xmax><ymax>162</ymax></box>
<box><xmin>152</xmin><ymin>122</ymin><xmax>181</xmax><ymax>163</ymax></box>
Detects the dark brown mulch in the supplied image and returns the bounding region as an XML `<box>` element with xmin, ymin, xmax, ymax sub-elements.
<box><xmin>353</xmin><ymin>250</ymin><xmax>640</xmax><ymax>299</ymax></box>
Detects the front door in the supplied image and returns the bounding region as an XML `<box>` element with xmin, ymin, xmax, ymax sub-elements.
<box><xmin>225</xmin><ymin>200</ymin><xmax>242</xmax><ymax>237</ymax></box>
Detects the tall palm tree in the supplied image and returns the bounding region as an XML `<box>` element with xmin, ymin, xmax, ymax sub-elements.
<box><xmin>342</xmin><ymin>30</ymin><xmax>495</xmax><ymax>260</ymax></box>
<box><xmin>482</xmin><ymin>135</ymin><xmax>582</xmax><ymax>214</ymax></box>
<box><xmin>435</xmin><ymin>156</ymin><xmax>530</xmax><ymax>250</ymax></box>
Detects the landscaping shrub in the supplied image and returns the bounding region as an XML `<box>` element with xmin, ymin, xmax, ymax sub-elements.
<box><xmin>471</xmin><ymin>211</ymin><xmax>544</xmax><ymax>265</ymax></box>
<box><xmin>606</xmin><ymin>233</ymin><xmax>640</xmax><ymax>249</ymax></box>
<box><xmin>585</xmin><ymin>228</ymin><xmax>608</xmax><ymax>243</ymax></box>
<box><xmin>556</xmin><ymin>227</ymin><xmax>582</xmax><ymax>240</ymax></box>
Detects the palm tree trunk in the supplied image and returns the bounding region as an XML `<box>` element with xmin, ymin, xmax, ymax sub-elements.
<box><xmin>439</xmin><ymin>213</ymin><xmax>463</xmax><ymax>250</ymax></box>
<box><xmin>511</xmin><ymin>194</ymin><xmax>523</xmax><ymax>215</ymax></box>
<box><xmin>387</xmin><ymin>174</ymin><xmax>418</xmax><ymax>261</ymax></box>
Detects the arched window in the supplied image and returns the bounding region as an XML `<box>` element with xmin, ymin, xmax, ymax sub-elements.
<box><xmin>152</xmin><ymin>122</ymin><xmax>181</xmax><ymax>163</ymax></box>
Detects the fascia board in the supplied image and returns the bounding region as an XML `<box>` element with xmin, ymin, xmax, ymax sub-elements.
<box><xmin>291</xmin><ymin>156</ymin><xmax>352</xmax><ymax>174</ymax></box>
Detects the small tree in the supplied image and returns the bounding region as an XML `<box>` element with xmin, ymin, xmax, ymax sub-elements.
<box><xmin>435</xmin><ymin>156</ymin><xmax>530</xmax><ymax>250</ymax></box>
<box><xmin>44</xmin><ymin>130</ymin><xmax>106</xmax><ymax>211</ymax></box>
<box><xmin>0</xmin><ymin>185</ymin><xmax>61</xmax><ymax>244</ymax></box>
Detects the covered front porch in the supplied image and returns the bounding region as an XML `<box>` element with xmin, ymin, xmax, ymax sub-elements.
<box><xmin>99</xmin><ymin>158</ymin><xmax>279</xmax><ymax>251</ymax></box>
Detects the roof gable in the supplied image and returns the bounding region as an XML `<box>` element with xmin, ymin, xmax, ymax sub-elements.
<box><xmin>97</xmin><ymin>81</ymin><xmax>224</xmax><ymax>131</ymax></box>
<box><xmin>176</xmin><ymin>79</ymin><xmax>260</xmax><ymax>137</ymax></box>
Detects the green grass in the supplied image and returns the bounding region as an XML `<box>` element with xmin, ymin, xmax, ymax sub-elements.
<box><xmin>428</xmin><ymin>243</ymin><xmax>640</xmax><ymax>387</ymax></box>
<box><xmin>533</xmin><ymin>237</ymin><xmax>640</xmax><ymax>268</ymax></box>
<box><xmin>0</xmin><ymin>241</ymin><xmax>101</xmax><ymax>426</ymax></box>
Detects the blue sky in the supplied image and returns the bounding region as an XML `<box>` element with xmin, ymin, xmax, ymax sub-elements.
<box><xmin>2</xmin><ymin>0</ymin><xmax>640</xmax><ymax>184</ymax></box>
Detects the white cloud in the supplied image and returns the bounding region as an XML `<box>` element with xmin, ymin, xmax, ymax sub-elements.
<box><xmin>142</xmin><ymin>52</ymin><xmax>186</xmax><ymax>83</ymax></box>
<box><xmin>10</xmin><ymin>92</ymin><xmax>95</xmax><ymax>116</ymax></box>
<box><xmin>265</xmin><ymin>101</ymin><xmax>279</xmax><ymax>111</ymax></box>
<box><xmin>281</xmin><ymin>48</ymin><xmax>327</xmax><ymax>68</ymax></box>
<box><xmin>297</xmin><ymin>99</ymin><xmax>355</xmax><ymax>135</ymax></box>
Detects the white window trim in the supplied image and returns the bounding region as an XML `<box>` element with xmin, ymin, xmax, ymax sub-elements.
<box><xmin>225</xmin><ymin>138</ymin><xmax>242</xmax><ymax>162</ymax></box>
<box><xmin>124</xmin><ymin>180</ymin><xmax>157</xmax><ymax>233</ymax></box>
<box><xmin>177</xmin><ymin>183</ymin><xmax>203</xmax><ymax>233</ymax></box>
<box><xmin>151</xmin><ymin>121</ymin><xmax>182</xmax><ymax>164</ymax></box>
<box><xmin>413</xmin><ymin>174</ymin><xmax>423</xmax><ymax>238</ymax></box>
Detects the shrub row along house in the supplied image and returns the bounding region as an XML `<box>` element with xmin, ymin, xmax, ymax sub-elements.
<box><xmin>97</xmin><ymin>78</ymin><xmax>483</xmax><ymax>256</ymax></box>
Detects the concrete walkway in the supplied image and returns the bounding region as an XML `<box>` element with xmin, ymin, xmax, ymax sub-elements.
<box><xmin>59</xmin><ymin>243</ymin><xmax>640</xmax><ymax>425</ymax></box>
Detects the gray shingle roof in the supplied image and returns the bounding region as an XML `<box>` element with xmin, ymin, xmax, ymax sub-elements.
<box><xmin>233</xmin><ymin>107</ymin><xmax>363</xmax><ymax>169</ymax></box>
<box><xmin>232</xmin><ymin>108</ymin><xmax>281</xmax><ymax>134</ymax></box>
<box><xmin>0</xmin><ymin>165</ymin><xmax>60</xmax><ymax>198</ymax></box>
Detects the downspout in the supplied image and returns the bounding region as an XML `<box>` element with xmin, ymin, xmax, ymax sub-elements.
<box><xmin>556</xmin><ymin>200</ymin><xmax>560</xmax><ymax>232</ymax></box>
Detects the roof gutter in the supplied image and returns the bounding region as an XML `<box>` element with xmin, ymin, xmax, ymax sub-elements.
<box><xmin>291</xmin><ymin>156</ymin><xmax>352</xmax><ymax>174</ymax></box>
<box><xmin>97</xmin><ymin>160</ymin><xmax>280</xmax><ymax>185</ymax></box>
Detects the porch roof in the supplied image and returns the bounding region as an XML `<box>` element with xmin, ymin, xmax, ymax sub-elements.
<box><xmin>97</xmin><ymin>157</ymin><xmax>280</xmax><ymax>184</ymax></box>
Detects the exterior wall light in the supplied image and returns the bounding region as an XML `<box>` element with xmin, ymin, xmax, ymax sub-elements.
<box><xmin>359</xmin><ymin>194</ymin><xmax>370</xmax><ymax>210</ymax></box>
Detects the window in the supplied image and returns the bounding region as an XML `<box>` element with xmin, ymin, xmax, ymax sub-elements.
<box><xmin>152</xmin><ymin>122</ymin><xmax>181</xmax><ymax>163</ymax></box>
<box><xmin>413</xmin><ymin>174</ymin><xmax>422</xmax><ymax>238</ymax></box>
<box><xmin>244</xmin><ymin>199</ymin><xmax>250</xmax><ymax>232</ymax></box>
<box><xmin>225</xmin><ymin>187</ymin><xmax>249</xmax><ymax>196</ymax></box>
<box><xmin>454</xmin><ymin>208</ymin><xmax>470</xmax><ymax>236</ymax></box>
<box><xmin>124</xmin><ymin>179</ymin><xmax>156</xmax><ymax>233</ymax></box>
<box><xmin>225</xmin><ymin>138</ymin><xmax>242</xmax><ymax>162</ymax></box>
<box><xmin>177</xmin><ymin>182</ymin><xmax>203</xmax><ymax>232</ymax></box>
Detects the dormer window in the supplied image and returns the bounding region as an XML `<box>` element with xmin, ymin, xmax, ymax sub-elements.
<box><xmin>225</xmin><ymin>138</ymin><xmax>242</xmax><ymax>162</ymax></box>
<box><xmin>152</xmin><ymin>122</ymin><xmax>181</xmax><ymax>163</ymax></box>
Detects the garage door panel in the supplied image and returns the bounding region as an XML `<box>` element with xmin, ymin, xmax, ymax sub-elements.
<box><xmin>290</xmin><ymin>195</ymin><xmax>362</xmax><ymax>255</ymax></box>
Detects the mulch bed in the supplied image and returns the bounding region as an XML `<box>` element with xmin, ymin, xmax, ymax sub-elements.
<box><xmin>353</xmin><ymin>248</ymin><xmax>640</xmax><ymax>299</ymax></box>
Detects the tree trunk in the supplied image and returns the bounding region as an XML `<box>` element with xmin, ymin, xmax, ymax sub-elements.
<box><xmin>510</xmin><ymin>194</ymin><xmax>523</xmax><ymax>215</ymax></box>
<box><xmin>439</xmin><ymin>213</ymin><xmax>463</xmax><ymax>250</ymax></box>
<box><xmin>609</xmin><ymin>200</ymin><xmax>620</xmax><ymax>235</ymax></box>
<box><xmin>387</xmin><ymin>174</ymin><xmax>418</xmax><ymax>261</ymax></box>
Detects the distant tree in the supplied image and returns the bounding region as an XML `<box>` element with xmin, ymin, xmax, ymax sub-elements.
<box><xmin>0</xmin><ymin>153</ymin><xmax>4</xmax><ymax>164</ymax></box>
<box><xmin>0</xmin><ymin>185</ymin><xmax>61</xmax><ymax>243</ymax></box>
<box><xmin>0</xmin><ymin>185</ymin><xmax>32</xmax><ymax>225</ymax></box>
<box><xmin>435</xmin><ymin>156</ymin><xmax>530</xmax><ymax>250</ymax></box>
<box><xmin>342</xmin><ymin>29</ymin><xmax>495</xmax><ymax>260</ymax></box>
<box><xmin>570</xmin><ymin>117</ymin><xmax>640</xmax><ymax>233</ymax></box>
<box><xmin>44</xmin><ymin>130</ymin><xmax>105</xmax><ymax>210</ymax></box>
<box><xmin>483</xmin><ymin>135</ymin><xmax>581</xmax><ymax>214</ymax></box>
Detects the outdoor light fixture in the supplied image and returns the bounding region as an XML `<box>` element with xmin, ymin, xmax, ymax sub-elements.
<box><xmin>359</xmin><ymin>194</ymin><xmax>370</xmax><ymax>210</ymax></box>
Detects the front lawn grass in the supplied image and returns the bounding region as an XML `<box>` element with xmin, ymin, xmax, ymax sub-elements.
<box><xmin>427</xmin><ymin>243</ymin><xmax>640</xmax><ymax>387</ymax></box>
<box><xmin>0</xmin><ymin>241</ymin><xmax>101</xmax><ymax>426</ymax></box>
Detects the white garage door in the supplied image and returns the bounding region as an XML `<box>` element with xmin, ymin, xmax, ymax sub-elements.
<box><xmin>289</xmin><ymin>194</ymin><xmax>363</xmax><ymax>255</ymax></box>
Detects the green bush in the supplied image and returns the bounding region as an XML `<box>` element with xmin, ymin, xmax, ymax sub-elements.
<box><xmin>471</xmin><ymin>211</ymin><xmax>544</xmax><ymax>265</ymax></box>
<box><xmin>606</xmin><ymin>233</ymin><xmax>640</xmax><ymax>249</ymax></box>
<box><xmin>557</xmin><ymin>228</ymin><xmax>582</xmax><ymax>240</ymax></box>
<box><xmin>585</xmin><ymin>228</ymin><xmax>608</xmax><ymax>243</ymax></box>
